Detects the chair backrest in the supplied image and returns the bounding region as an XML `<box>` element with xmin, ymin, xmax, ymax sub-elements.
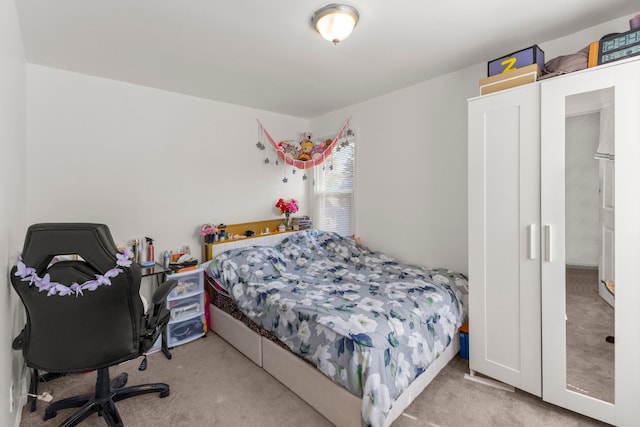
<box><xmin>11</xmin><ymin>223</ymin><xmax>144</xmax><ymax>373</ymax></box>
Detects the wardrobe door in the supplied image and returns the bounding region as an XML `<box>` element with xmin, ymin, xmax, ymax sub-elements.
<box><xmin>468</xmin><ymin>83</ymin><xmax>541</xmax><ymax>396</ymax></box>
<box><xmin>541</xmin><ymin>58</ymin><xmax>640</xmax><ymax>426</ymax></box>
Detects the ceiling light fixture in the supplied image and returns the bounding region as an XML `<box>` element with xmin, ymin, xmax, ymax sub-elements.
<box><xmin>311</xmin><ymin>4</ymin><xmax>359</xmax><ymax>45</ymax></box>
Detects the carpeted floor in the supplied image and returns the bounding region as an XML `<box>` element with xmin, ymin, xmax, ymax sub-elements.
<box><xmin>20</xmin><ymin>331</ymin><xmax>610</xmax><ymax>427</ymax></box>
<box><xmin>565</xmin><ymin>267</ymin><xmax>614</xmax><ymax>403</ymax></box>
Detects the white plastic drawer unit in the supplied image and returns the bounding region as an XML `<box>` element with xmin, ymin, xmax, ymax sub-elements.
<box><xmin>167</xmin><ymin>268</ymin><xmax>204</xmax><ymax>299</ymax></box>
<box><xmin>165</xmin><ymin>268</ymin><xmax>206</xmax><ymax>347</ymax></box>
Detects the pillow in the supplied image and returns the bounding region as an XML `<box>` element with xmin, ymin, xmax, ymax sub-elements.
<box><xmin>207</xmin><ymin>245</ymin><xmax>287</xmax><ymax>292</ymax></box>
<box><xmin>315</xmin><ymin>231</ymin><xmax>369</xmax><ymax>263</ymax></box>
<box><xmin>278</xmin><ymin>229</ymin><xmax>328</xmax><ymax>264</ymax></box>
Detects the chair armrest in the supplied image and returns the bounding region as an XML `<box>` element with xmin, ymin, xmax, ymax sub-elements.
<box><xmin>146</xmin><ymin>279</ymin><xmax>178</xmax><ymax>334</ymax></box>
<box><xmin>151</xmin><ymin>279</ymin><xmax>178</xmax><ymax>306</ymax></box>
<box><xmin>12</xmin><ymin>328</ymin><xmax>26</xmax><ymax>350</ymax></box>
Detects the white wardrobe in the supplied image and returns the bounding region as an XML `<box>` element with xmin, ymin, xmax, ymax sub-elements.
<box><xmin>468</xmin><ymin>57</ymin><xmax>640</xmax><ymax>426</ymax></box>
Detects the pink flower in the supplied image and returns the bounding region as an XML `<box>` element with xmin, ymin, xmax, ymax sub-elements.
<box><xmin>200</xmin><ymin>224</ymin><xmax>219</xmax><ymax>236</ymax></box>
<box><xmin>275</xmin><ymin>198</ymin><xmax>299</xmax><ymax>214</ymax></box>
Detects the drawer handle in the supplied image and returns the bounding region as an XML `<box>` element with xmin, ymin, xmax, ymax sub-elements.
<box><xmin>544</xmin><ymin>225</ymin><xmax>552</xmax><ymax>262</ymax></box>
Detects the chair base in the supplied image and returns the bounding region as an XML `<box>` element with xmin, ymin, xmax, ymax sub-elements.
<box><xmin>43</xmin><ymin>367</ymin><xmax>169</xmax><ymax>427</ymax></box>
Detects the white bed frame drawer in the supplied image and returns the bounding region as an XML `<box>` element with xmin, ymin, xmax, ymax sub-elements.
<box><xmin>211</xmin><ymin>307</ymin><xmax>262</xmax><ymax>366</ymax></box>
<box><xmin>209</xmin><ymin>302</ymin><xmax>460</xmax><ymax>427</ymax></box>
<box><xmin>261</xmin><ymin>338</ymin><xmax>361</xmax><ymax>427</ymax></box>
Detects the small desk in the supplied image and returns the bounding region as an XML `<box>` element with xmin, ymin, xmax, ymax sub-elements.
<box><xmin>140</xmin><ymin>262</ymin><xmax>172</xmax><ymax>359</ymax></box>
<box><xmin>140</xmin><ymin>262</ymin><xmax>168</xmax><ymax>286</ymax></box>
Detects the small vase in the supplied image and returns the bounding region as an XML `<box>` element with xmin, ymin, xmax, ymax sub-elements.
<box><xmin>284</xmin><ymin>213</ymin><xmax>291</xmax><ymax>229</ymax></box>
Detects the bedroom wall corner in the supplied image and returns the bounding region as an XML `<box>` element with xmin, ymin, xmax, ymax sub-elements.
<box><xmin>538</xmin><ymin>15</ymin><xmax>633</xmax><ymax>60</ymax></box>
<box><xmin>0</xmin><ymin>0</ymin><xmax>28</xmax><ymax>426</ymax></box>
<box><xmin>25</xmin><ymin>65</ymin><xmax>309</xmax><ymax>269</ymax></box>
<box><xmin>310</xmin><ymin>65</ymin><xmax>480</xmax><ymax>275</ymax></box>
<box><xmin>309</xmin><ymin>14</ymin><xmax>634</xmax><ymax>278</ymax></box>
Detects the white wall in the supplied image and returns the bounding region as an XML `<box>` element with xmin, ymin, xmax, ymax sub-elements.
<box><xmin>538</xmin><ymin>15</ymin><xmax>632</xmax><ymax>60</ymax></box>
<box><xmin>310</xmin><ymin>66</ymin><xmax>479</xmax><ymax>274</ymax></box>
<box><xmin>22</xmin><ymin>12</ymin><xmax>632</xmax><ymax>289</ymax></box>
<box><xmin>26</xmin><ymin>65</ymin><xmax>308</xmax><ymax>265</ymax></box>
<box><xmin>565</xmin><ymin>113</ymin><xmax>600</xmax><ymax>267</ymax></box>
<box><xmin>0</xmin><ymin>0</ymin><xmax>27</xmax><ymax>425</ymax></box>
<box><xmin>310</xmin><ymin>14</ymin><xmax>633</xmax><ymax>275</ymax></box>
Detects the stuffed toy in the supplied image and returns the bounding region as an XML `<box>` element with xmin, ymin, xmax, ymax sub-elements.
<box><xmin>310</xmin><ymin>142</ymin><xmax>325</xmax><ymax>159</ymax></box>
<box><xmin>282</xmin><ymin>141</ymin><xmax>300</xmax><ymax>159</ymax></box>
<box><xmin>298</xmin><ymin>139</ymin><xmax>314</xmax><ymax>161</ymax></box>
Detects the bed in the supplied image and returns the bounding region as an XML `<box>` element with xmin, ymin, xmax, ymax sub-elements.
<box><xmin>203</xmin><ymin>229</ymin><xmax>468</xmax><ymax>427</ymax></box>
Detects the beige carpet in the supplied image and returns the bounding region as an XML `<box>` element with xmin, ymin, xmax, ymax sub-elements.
<box><xmin>565</xmin><ymin>267</ymin><xmax>614</xmax><ymax>403</ymax></box>
<box><xmin>20</xmin><ymin>332</ymin><xmax>610</xmax><ymax>427</ymax></box>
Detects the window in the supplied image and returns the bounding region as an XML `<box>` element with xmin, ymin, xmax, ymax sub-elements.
<box><xmin>312</xmin><ymin>133</ymin><xmax>355</xmax><ymax>236</ymax></box>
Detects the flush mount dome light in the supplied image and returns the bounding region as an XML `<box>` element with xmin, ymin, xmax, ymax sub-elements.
<box><xmin>311</xmin><ymin>4</ymin><xmax>359</xmax><ymax>45</ymax></box>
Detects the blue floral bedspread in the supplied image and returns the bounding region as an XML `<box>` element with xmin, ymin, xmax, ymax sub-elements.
<box><xmin>207</xmin><ymin>230</ymin><xmax>468</xmax><ymax>427</ymax></box>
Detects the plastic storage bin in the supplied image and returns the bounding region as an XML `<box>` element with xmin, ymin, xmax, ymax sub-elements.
<box><xmin>167</xmin><ymin>314</ymin><xmax>205</xmax><ymax>347</ymax></box>
<box><xmin>459</xmin><ymin>322</ymin><xmax>469</xmax><ymax>360</ymax></box>
<box><xmin>168</xmin><ymin>291</ymin><xmax>204</xmax><ymax>321</ymax></box>
<box><xmin>167</xmin><ymin>268</ymin><xmax>204</xmax><ymax>299</ymax></box>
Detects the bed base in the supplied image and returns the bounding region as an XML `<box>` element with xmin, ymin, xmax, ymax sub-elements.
<box><xmin>210</xmin><ymin>303</ymin><xmax>460</xmax><ymax>427</ymax></box>
<box><xmin>211</xmin><ymin>305</ymin><xmax>262</xmax><ymax>365</ymax></box>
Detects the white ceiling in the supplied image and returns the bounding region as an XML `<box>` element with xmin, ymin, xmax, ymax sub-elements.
<box><xmin>16</xmin><ymin>0</ymin><xmax>639</xmax><ymax>118</ymax></box>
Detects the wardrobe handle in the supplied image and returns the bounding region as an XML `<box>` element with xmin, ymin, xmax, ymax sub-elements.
<box><xmin>544</xmin><ymin>225</ymin><xmax>551</xmax><ymax>262</ymax></box>
<box><xmin>528</xmin><ymin>224</ymin><xmax>536</xmax><ymax>260</ymax></box>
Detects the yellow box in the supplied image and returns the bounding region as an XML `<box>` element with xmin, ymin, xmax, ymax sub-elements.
<box><xmin>479</xmin><ymin>64</ymin><xmax>542</xmax><ymax>95</ymax></box>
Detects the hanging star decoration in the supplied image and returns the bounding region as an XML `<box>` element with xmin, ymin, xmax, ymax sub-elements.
<box><xmin>255</xmin><ymin>118</ymin><xmax>352</xmax><ymax>183</ymax></box>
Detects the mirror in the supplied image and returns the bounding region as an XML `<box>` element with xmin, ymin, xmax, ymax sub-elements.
<box><xmin>565</xmin><ymin>88</ymin><xmax>615</xmax><ymax>404</ymax></box>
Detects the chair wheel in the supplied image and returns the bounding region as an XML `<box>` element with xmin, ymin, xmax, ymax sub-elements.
<box><xmin>44</xmin><ymin>408</ymin><xmax>57</xmax><ymax>421</ymax></box>
<box><xmin>138</xmin><ymin>355</ymin><xmax>148</xmax><ymax>371</ymax></box>
<box><xmin>112</xmin><ymin>372</ymin><xmax>128</xmax><ymax>389</ymax></box>
<box><xmin>160</xmin><ymin>390</ymin><xmax>170</xmax><ymax>398</ymax></box>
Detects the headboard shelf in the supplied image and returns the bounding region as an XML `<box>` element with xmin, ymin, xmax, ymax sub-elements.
<box><xmin>203</xmin><ymin>218</ymin><xmax>297</xmax><ymax>261</ymax></box>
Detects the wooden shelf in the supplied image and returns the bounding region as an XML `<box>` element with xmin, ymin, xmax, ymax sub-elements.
<box><xmin>202</xmin><ymin>218</ymin><xmax>296</xmax><ymax>261</ymax></box>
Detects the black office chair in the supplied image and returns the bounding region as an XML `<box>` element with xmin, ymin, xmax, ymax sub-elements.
<box><xmin>10</xmin><ymin>223</ymin><xmax>177</xmax><ymax>427</ymax></box>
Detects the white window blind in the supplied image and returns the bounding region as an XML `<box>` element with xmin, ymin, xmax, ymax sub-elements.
<box><xmin>313</xmin><ymin>137</ymin><xmax>354</xmax><ymax>236</ymax></box>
